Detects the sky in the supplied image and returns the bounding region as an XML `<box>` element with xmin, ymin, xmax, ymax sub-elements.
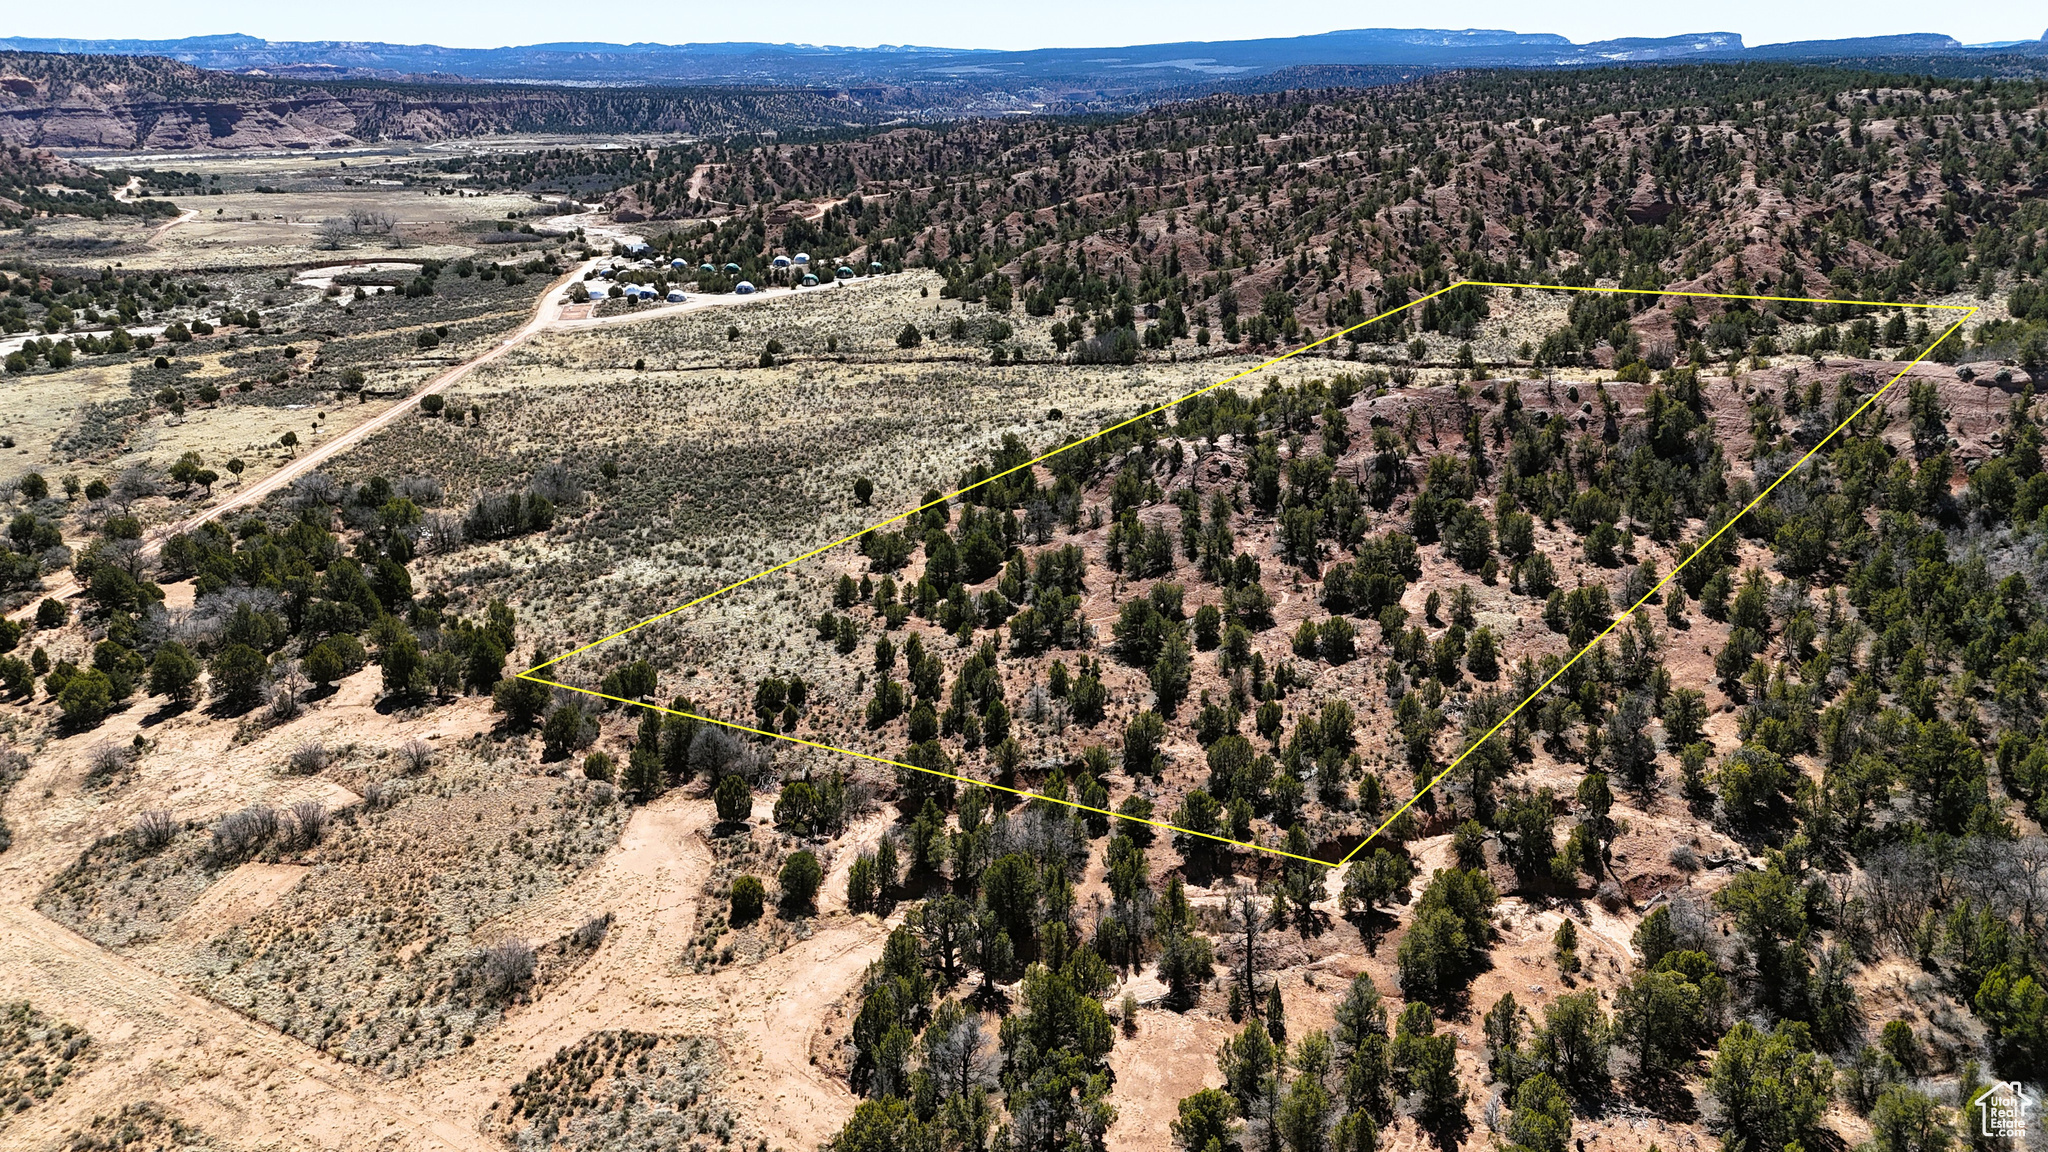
<box><xmin>4</xmin><ymin>0</ymin><xmax>2044</xmax><ymax>52</ymax></box>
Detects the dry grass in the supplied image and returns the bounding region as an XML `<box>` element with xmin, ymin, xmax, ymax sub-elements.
<box><xmin>0</xmin><ymin>1000</ymin><xmax>92</xmax><ymax>1124</ymax></box>
<box><xmin>38</xmin><ymin>749</ymin><xmax>629</xmax><ymax>1078</ymax></box>
<box><xmin>56</xmin><ymin>1101</ymin><xmax>219</xmax><ymax>1152</ymax></box>
<box><xmin>493</xmin><ymin>1030</ymin><xmax>748</xmax><ymax>1152</ymax></box>
<box><xmin>679</xmin><ymin>827</ymin><xmax>804</xmax><ymax>974</ymax></box>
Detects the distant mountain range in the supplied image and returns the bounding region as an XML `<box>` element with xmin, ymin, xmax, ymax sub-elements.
<box><xmin>5</xmin><ymin>27</ymin><xmax>2047</xmax><ymax>91</ymax></box>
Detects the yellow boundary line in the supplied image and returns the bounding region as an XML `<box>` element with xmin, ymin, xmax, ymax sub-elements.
<box><xmin>519</xmin><ymin>281</ymin><xmax>1976</xmax><ymax>869</ymax></box>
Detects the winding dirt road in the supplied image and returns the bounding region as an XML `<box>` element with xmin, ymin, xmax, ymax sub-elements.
<box><xmin>1</xmin><ymin>214</ymin><xmax>896</xmax><ymax>1145</ymax></box>
<box><xmin>172</xmin><ymin>262</ymin><xmax>871</xmax><ymax>533</ymax></box>
<box><xmin>173</xmin><ymin>257</ymin><xmax>600</xmax><ymax>535</ymax></box>
<box><xmin>0</xmin><ymin>902</ymin><xmax>500</xmax><ymax>1152</ymax></box>
<box><xmin>12</xmin><ymin>250</ymin><xmax>879</xmax><ymax>620</ymax></box>
<box><xmin>413</xmin><ymin>795</ymin><xmax>884</xmax><ymax>1152</ymax></box>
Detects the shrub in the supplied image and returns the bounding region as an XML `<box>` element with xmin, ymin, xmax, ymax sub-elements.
<box><xmin>397</xmin><ymin>738</ymin><xmax>434</xmax><ymax>774</ymax></box>
<box><xmin>210</xmin><ymin>804</ymin><xmax>278</xmax><ymax>860</ymax></box>
<box><xmin>58</xmin><ymin>668</ymin><xmax>115</xmax><ymax>727</ymax></box>
<box><xmin>288</xmin><ymin>799</ymin><xmax>328</xmax><ymax>847</ymax></box>
<box><xmin>847</xmin><ymin>853</ymin><xmax>879</xmax><ymax>912</ymax></box>
<box><xmin>133</xmin><ymin>808</ymin><xmax>177</xmax><ymax>852</ymax></box>
<box><xmin>479</xmin><ymin>938</ymin><xmax>536</xmax><ymax>999</ymax></box>
<box><xmin>731</xmin><ymin>875</ymin><xmax>765</xmax><ymax>923</ymax></box>
<box><xmin>491</xmin><ymin>676</ymin><xmax>550</xmax><ymax>729</ymax></box>
<box><xmin>287</xmin><ymin>741</ymin><xmax>329</xmax><ymax>774</ymax></box>
<box><xmin>1397</xmin><ymin>866</ymin><xmax>1498</xmax><ymax>1005</ymax></box>
<box><xmin>779</xmin><ymin>850</ymin><xmax>823</xmax><ymax>910</ymax></box>
<box><xmin>714</xmin><ymin>773</ymin><xmax>752</xmax><ymax>822</ymax></box>
<box><xmin>84</xmin><ymin>741</ymin><xmax>131</xmax><ymax>787</ymax></box>
<box><xmin>302</xmin><ymin>640</ymin><xmax>349</xmax><ymax>688</ymax></box>
<box><xmin>146</xmin><ymin>642</ymin><xmax>200</xmax><ymax>703</ymax></box>
<box><xmin>208</xmin><ymin>643</ymin><xmax>268</xmax><ymax>710</ymax></box>
<box><xmin>571</xmin><ymin>913</ymin><xmax>613</xmax><ymax>950</ymax></box>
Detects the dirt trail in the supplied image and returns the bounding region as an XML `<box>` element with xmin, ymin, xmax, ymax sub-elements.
<box><xmin>7</xmin><ymin>257</ymin><xmax>597</xmax><ymax>617</ymax></box>
<box><xmin>147</xmin><ymin>208</ymin><xmax>198</xmax><ymax>245</ymax></box>
<box><xmin>112</xmin><ymin>176</ymin><xmax>197</xmax><ymax>244</ymax></box>
<box><xmin>1106</xmin><ymin>1009</ymin><xmax>1234</xmax><ymax>1152</ymax></box>
<box><xmin>0</xmin><ymin>687</ymin><xmax>512</xmax><ymax>1148</ymax></box>
<box><xmin>157</xmin><ymin>257</ymin><xmax>599</xmax><ymax>537</ymax></box>
<box><xmin>12</xmin><ymin>233</ymin><xmax>885</xmax><ymax>623</ymax></box>
<box><xmin>0</xmin><ymin>902</ymin><xmax>497</xmax><ymax>1152</ymax></box>
<box><xmin>1</xmin><ymin>201</ymin><xmax>894</xmax><ymax>1141</ymax></box>
<box><xmin>0</xmin><ymin>721</ymin><xmax>884</xmax><ymax>1148</ymax></box>
<box><xmin>152</xmin><ymin>861</ymin><xmax>308</xmax><ymax>948</ymax></box>
<box><xmin>684</xmin><ymin>163</ymin><xmax>723</xmax><ymax>209</ymax></box>
<box><xmin>413</xmin><ymin>794</ymin><xmax>886</xmax><ymax>1150</ymax></box>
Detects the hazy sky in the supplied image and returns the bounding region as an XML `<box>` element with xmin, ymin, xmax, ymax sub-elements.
<box><xmin>5</xmin><ymin>0</ymin><xmax>2043</xmax><ymax>51</ymax></box>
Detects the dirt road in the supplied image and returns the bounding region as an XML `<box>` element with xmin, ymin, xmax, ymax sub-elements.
<box><xmin>148</xmin><ymin>208</ymin><xmax>199</xmax><ymax>245</ymax></box>
<box><xmin>0</xmin><ymin>903</ymin><xmax>499</xmax><ymax>1152</ymax></box>
<box><xmin>413</xmin><ymin>794</ymin><xmax>884</xmax><ymax>1151</ymax></box>
<box><xmin>0</xmin><ymin>684</ymin><xmax>884</xmax><ymax>1147</ymax></box>
<box><xmin>167</xmin><ymin>257</ymin><xmax>600</xmax><ymax>535</ymax></box>
<box><xmin>113</xmin><ymin>177</ymin><xmax>198</xmax><ymax>245</ymax></box>
<box><xmin>9</xmin><ymin>253</ymin><xmax>880</xmax><ymax>621</ymax></box>
<box><xmin>0</xmin><ymin>691</ymin><xmax>517</xmax><ymax>1151</ymax></box>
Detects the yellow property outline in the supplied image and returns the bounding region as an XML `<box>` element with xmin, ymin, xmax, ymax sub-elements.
<box><xmin>519</xmin><ymin>281</ymin><xmax>1977</xmax><ymax>869</ymax></box>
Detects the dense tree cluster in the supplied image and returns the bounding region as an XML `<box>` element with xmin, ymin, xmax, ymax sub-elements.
<box><xmin>594</xmin><ymin>68</ymin><xmax>2046</xmax><ymax>373</ymax></box>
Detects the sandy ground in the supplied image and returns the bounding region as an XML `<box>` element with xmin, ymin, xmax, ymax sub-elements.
<box><xmin>1105</xmin><ymin>1007</ymin><xmax>1235</xmax><ymax>1152</ymax></box>
<box><xmin>406</xmin><ymin>794</ymin><xmax>887</xmax><ymax>1152</ymax></box>
<box><xmin>0</xmin><ymin>647</ymin><xmax>889</xmax><ymax>1149</ymax></box>
<box><xmin>0</xmin><ymin>671</ymin><xmax>513</xmax><ymax>1150</ymax></box>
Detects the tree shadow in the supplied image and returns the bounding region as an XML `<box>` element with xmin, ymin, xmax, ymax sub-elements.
<box><xmin>1174</xmin><ymin>852</ymin><xmax>1231</xmax><ymax>889</ymax></box>
<box><xmin>370</xmin><ymin>692</ymin><xmax>426</xmax><ymax>717</ymax></box>
<box><xmin>1621</xmin><ymin>1073</ymin><xmax>1701</xmax><ymax>1123</ymax></box>
<box><xmin>1421</xmin><ymin>1106</ymin><xmax>1472</xmax><ymax>1150</ymax></box>
<box><xmin>970</xmin><ymin>980</ymin><xmax>1013</xmax><ymax>1015</ymax></box>
<box><xmin>893</xmin><ymin>868</ymin><xmax>950</xmax><ymax>903</ymax></box>
<box><xmin>1345</xmin><ymin>907</ymin><xmax>1401</xmax><ymax>956</ymax></box>
<box><xmin>139</xmin><ymin>699</ymin><xmax>193</xmax><ymax>727</ymax></box>
<box><xmin>1289</xmin><ymin>905</ymin><xmax>1332</xmax><ymax>940</ymax></box>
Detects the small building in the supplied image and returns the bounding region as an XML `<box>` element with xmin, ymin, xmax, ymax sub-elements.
<box><xmin>666</xmin><ymin>289</ymin><xmax>687</xmax><ymax>303</ymax></box>
<box><xmin>801</xmin><ymin>274</ymin><xmax>820</xmax><ymax>287</ymax></box>
<box><xmin>835</xmin><ymin>266</ymin><xmax>855</xmax><ymax>280</ymax></box>
<box><xmin>734</xmin><ymin>281</ymin><xmax>756</xmax><ymax>295</ymax></box>
<box><xmin>794</xmin><ymin>252</ymin><xmax>810</xmax><ymax>265</ymax></box>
